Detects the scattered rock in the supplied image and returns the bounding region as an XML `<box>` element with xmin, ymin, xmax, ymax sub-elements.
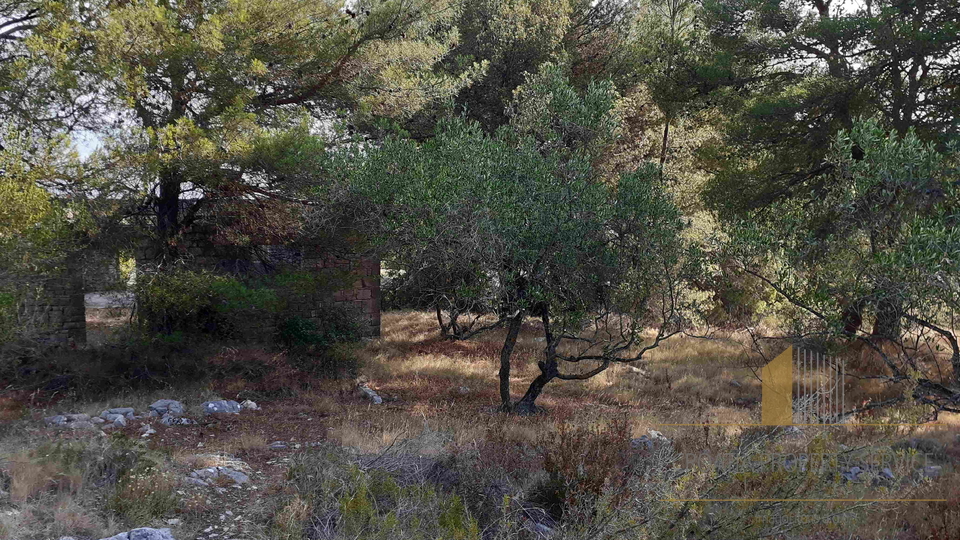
<box><xmin>631</xmin><ymin>429</ymin><xmax>671</xmax><ymax>450</ymax></box>
<box><xmin>184</xmin><ymin>477</ymin><xmax>210</xmax><ymax>487</ymax></box>
<box><xmin>149</xmin><ymin>399</ymin><xmax>184</xmax><ymax>417</ymax></box>
<box><xmin>240</xmin><ymin>399</ymin><xmax>259</xmax><ymax>410</ymax></box>
<box><xmin>98</xmin><ymin>528</ymin><xmax>175</xmax><ymax>540</ymax></box>
<box><xmin>140</xmin><ymin>424</ymin><xmax>157</xmax><ymax>437</ymax></box>
<box><xmin>647</xmin><ymin>429</ymin><xmax>669</xmax><ymax>442</ymax></box>
<box><xmin>523</xmin><ymin>521</ymin><xmax>556</xmax><ymax>539</ymax></box>
<box><xmin>457</xmin><ymin>386</ymin><xmax>470</xmax><ymax>394</ymax></box>
<box><xmin>841</xmin><ymin>466</ymin><xmax>863</xmax><ymax>482</ymax></box>
<box><xmin>921</xmin><ymin>465</ymin><xmax>942</xmax><ymax>479</ymax></box>
<box><xmin>201</xmin><ymin>400</ymin><xmax>242</xmax><ymax>415</ymax></box>
<box><xmin>102</xmin><ymin>413</ymin><xmax>128</xmax><ymax>427</ymax></box>
<box><xmin>44</xmin><ymin>414</ymin><xmax>97</xmax><ymax>430</ymax></box>
<box><xmin>358</xmin><ymin>384</ymin><xmax>383</xmax><ymax>405</ymax></box>
<box><xmin>102</xmin><ymin>407</ymin><xmax>136</xmax><ymax>419</ymax></box>
<box><xmin>160</xmin><ymin>413</ymin><xmax>196</xmax><ymax>426</ymax></box>
<box><xmin>44</xmin><ymin>415</ymin><xmax>68</xmax><ymax>426</ymax></box>
<box><xmin>783</xmin><ymin>426</ymin><xmax>803</xmax><ymax>437</ymax></box>
<box><xmin>630</xmin><ymin>436</ymin><xmax>655</xmax><ymax>450</ymax></box>
<box><xmin>881</xmin><ymin>467</ymin><xmax>895</xmax><ymax>480</ymax></box>
<box><xmin>268</xmin><ymin>441</ymin><xmax>288</xmax><ymax>450</ymax></box>
<box><xmin>627</xmin><ymin>365</ymin><xmax>648</xmax><ymax>376</ymax></box>
<box><xmin>728</xmin><ymin>380</ymin><xmax>743</xmax><ymax>388</ymax></box>
<box><xmin>166</xmin><ymin>518</ymin><xmax>181</xmax><ymax>526</ymax></box>
<box><xmin>188</xmin><ymin>466</ymin><xmax>250</xmax><ymax>487</ymax></box>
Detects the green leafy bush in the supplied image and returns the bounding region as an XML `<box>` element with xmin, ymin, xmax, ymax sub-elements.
<box><xmin>135</xmin><ymin>268</ymin><xmax>279</xmax><ymax>338</ymax></box>
<box><xmin>277</xmin><ymin>306</ymin><xmax>364</xmax><ymax>350</ymax></box>
<box><xmin>279</xmin><ymin>309</ymin><xmax>364</xmax><ymax>379</ymax></box>
<box><xmin>277</xmin><ymin>448</ymin><xmax>480</xmax><ymax>540</ymax></box>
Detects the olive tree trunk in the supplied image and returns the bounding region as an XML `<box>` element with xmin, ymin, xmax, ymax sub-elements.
<box><xmin>498</xmin><ymin>311</ymin><xmax>524</xmax><ymax>411</ymax></box>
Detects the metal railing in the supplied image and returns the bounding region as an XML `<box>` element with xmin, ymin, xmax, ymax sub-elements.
<box><xmin>793</xmin><ymin>348</ymin><xmax>845</xmax><ymax>424</ymax></box>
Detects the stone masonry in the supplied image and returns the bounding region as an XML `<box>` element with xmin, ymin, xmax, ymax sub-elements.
<box><xmin>29</xmin><ymin>239</ymin><xmax>380</xmax><ymax>345</ymax></box>
<box><xmin>21</xmin><ymin>268</ymin><xmax>87</xmax><ymax>346</ymax></box>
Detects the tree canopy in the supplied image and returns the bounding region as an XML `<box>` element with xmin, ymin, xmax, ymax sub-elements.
<box><xmin>19</xmin><ymin>0</ymin><xmax>480</xmax><ymax>262</ymax></box>
<box><xmin>332</xmin><ymin>64</ymin><xmax>699</xmax><ymax>412</ymax></box>
<box><xmin>3</xmin><ymin>0</ymin><xmax>958</xmax><ymax>418</ymax></box>
<box><xmin>726</xmin><ymin>117</ymin><xmax>960</xmax><ymax>414</ymax></box>
<box><xmin>698</xmin><ymin>0</ymin><xmax>960</xmax><ymax>219</ymax></box>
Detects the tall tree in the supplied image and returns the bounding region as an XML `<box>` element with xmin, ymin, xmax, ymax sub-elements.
<box><xmin>339</xmin><ymin>65</ymin><xmax>699</xmax><ymax>412</ymax></box>
<box><xmin>0</xmin><ymin>1</ymin><xmax>40</xmax><ymax>121</ymax></box>
<box><xmin>726</xmin><ymin>118</ymin><xmax>960</xmax><ymax>415</ymax></box>
<box><xmin>632</xmin><ymin>0</ymin><xmax>700</xmax><ymax>176</ymax></box>
<box><xmin>24</xmin><ymin>0</ymin><xmax>476</xmax><ymax>263</ymax></box>
<box><xmin>399</xmin><ymin>0</ymin><xmax>644</xmax><ymax>136</ymax></box>
<box><xmin>698</xmin><ymin>0</ymin><xmax>960</xmax><ymax>220</ymax></box>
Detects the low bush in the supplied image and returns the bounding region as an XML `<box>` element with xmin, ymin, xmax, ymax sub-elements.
<box><xmin>5</xmin><ymin>444</ymin><xmax>86</xmax><ymax>503</ymax></box>
<box><xmin>1</xmin><ymin>434</ymin><xmax>175</xmax><ymax>535</ymax></box>
<box><xmin>278</xmin><ymin>306</ymin><xmax>365</xmax><ymax>379</ymax></box>
<box><xmin>533</xmin><ymin>417</ymin><xmax>637</xmax><ymax>524</ymax></box>
<box><xmin>902</xmin><ymin>478</ymin><xmax>960</xmax><ymax>540</ymax></box>
<box><xmin>135</xmin><ymin>268</ymin><xmax>280</xmax><ymax>338</ymax></box>
<box><xmin>277</xmin><ymin>306</ymin><xmax>364</xmax><ymax>350</ymax></box>
<box><xmin>275</xmin><ymin>447</ymin><xmax>481</xmax><ymax>540</ymax></box>
<box><xmin>0</xmin><ymin>334</ymin><xmax>212</xmax><ymax>399</ymax></box>
<box><xmin>106</xmin><ymin>467</ymin><xmax>178</xmax><ymax>525</ymax></box>
<box><xmin>0</xmin><ymin>290</ymin><xmax>16</xmax><ymax>344</ymax></box>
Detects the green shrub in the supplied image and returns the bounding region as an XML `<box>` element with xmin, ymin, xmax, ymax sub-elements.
<box><xmin>4</xmin><ymin>435</ymin><xmax>166</xmax><ymax>505</ymax></box>
<box><xmin>277</xmin><ymin>306</ymin><xmax>364</xmax><ymax>349</ymax></box>
<box><xmin>135</xmin><ymin>268</ymin><xmax>279</xmax><ymax>338</ymax></box>
<box><xmin>99</xmin><ymin>434</ymin><xmax>177</xmax><ymax>523</ymax></box>
<box><xmin>106</xmin><ymin>467</ymin><xmax>178</xmax><ymax>525</ymax></box>
<box><xmin>278</xmin><ymin>449</ymin><xmax>481</xmax><ymax>540</ymax></box>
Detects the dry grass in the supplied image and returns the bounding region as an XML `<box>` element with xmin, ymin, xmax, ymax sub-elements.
<box><xmin>50</xmin><ymin>496</ymin><xmax>99</xmax><ymax>537</ymax></box>
<box><xmin>271</xmin><ymin>495</ymin><xmax>310</xmax><ymax>540</ymax></box>
<box><xmin>6</xmin><ymin>449</ymin><xmax>84</xmax><ymax>503</ymax></box>
<box><xmin>350</xmin><ymin>311</ymin><xmax>766</xmax><ymax>443</ymax></box>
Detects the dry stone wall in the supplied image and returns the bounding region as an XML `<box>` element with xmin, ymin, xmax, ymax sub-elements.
<box><xmin>21</xmin><ymin>270</ymin><xmax>86</xmax><ymax>346</ymax></box>
<box><xmin>297</xmin><ymin>246</ymin><xmax>381</xmax><ymax>337</ymax></box>
<box><xmin>140</xmin><ymin>229</ymin><xmax>381</xmax><ymax>339</ymax></box>
<box><xmin>29</xmin><ymin>233</ymin><xmax>380</xmax><ymax>345</ymax></box>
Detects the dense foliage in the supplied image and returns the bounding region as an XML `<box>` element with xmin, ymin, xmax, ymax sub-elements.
<box><xmin>726</xmin><ymin>117</ymin><xmax>960</xmax><ymax>413</ymax></box>
<box><xmin>698</xmin><ymin>0</ymin><xmax>960</xmax><ymax>219</ymax></box>
<box><xmin>331</xmin><ymin>64</ymin><xmax>700</xmax><ymax>411</ymax></box>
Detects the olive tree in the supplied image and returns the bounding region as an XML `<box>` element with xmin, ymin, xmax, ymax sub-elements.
<box><xmin>725</xmin><ymin>117</ymin><xmax>960</xmax><ymax>416</ymax></box>
<box><xmin>339</xmin><ymin>65</ymin><xmax>700</xmax><ymax>413</ymax></box>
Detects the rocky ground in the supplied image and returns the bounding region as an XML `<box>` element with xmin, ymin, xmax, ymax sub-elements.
<box><xmin>2</xmin><ymin>312</ymin><xmax>958</xmax><ymax>540</ymax></box>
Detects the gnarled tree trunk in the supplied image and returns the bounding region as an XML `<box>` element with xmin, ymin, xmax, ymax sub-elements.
<box><xmin>498</xmin><ymin>311</ymin><xmax>524</xmax><ymax>411</ymax></box>
<box><xmin>513</xmin><ymin>359</ymin><xmax>557</xmax><ymax>415</ymax></box>
<box><xmin>514</xmin><ymin>310</ymin><xmax>557</xmax><ymax>415</ymax></box>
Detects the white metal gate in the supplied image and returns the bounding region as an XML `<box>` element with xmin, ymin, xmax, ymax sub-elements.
<box><xmin>793</xmin><ymin>348</ymin><xmax>845</xmax><ymax>424</ymax></box>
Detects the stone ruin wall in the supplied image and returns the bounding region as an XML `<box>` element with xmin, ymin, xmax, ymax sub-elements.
<box><xmin>168</xmin><ymin>236</ymin><xmax>381</xmax><ymax>339</ymax></box>
<box><xmin>31</xmin><ymin>238</ymin><xmax>381</xmax><ymax>346</ymax></box>
<box><xmin>290</xmin><ymin>245</ymin><xmax>381</xmax><ymax>338</ymax></box>
<box><xmin>20</xmin><ymin>268</ymin><xmax>87</xmax><ymax>346</ymax></box>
